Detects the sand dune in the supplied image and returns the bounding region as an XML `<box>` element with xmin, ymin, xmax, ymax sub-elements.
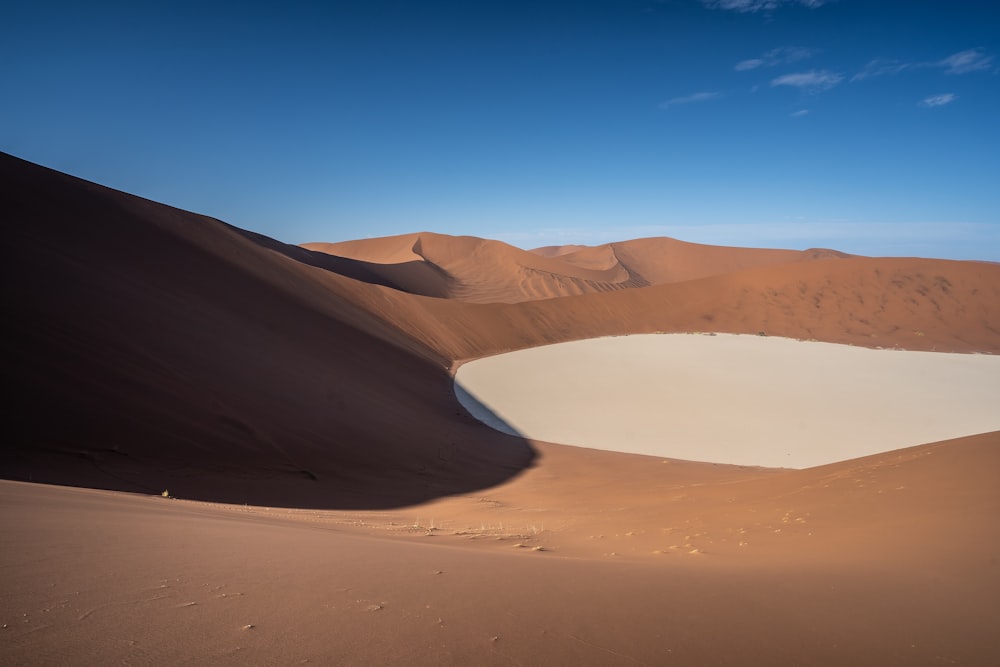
<box><xmin>2</xmin><ymin>152</ymin><xmax>533</xmax><ymax>508</ymax></box>
<box><xmin>305</xmin><ymin>232</ymin><xmax>840</xmax><ymax>304</ymax></box>
<box><xmin>554</xmin><ymin>235</ymin><xmax>850</xmax><ymax>285</ymax></box>
<box><xmin>306</xmin><ymin>232</ymin><xmax>645</xmax><ymax>303</ymax></box>
<box><xmin>3</xmin><ymin>151</ymin><xmax>999</xmax><ymax>665</ymax></box>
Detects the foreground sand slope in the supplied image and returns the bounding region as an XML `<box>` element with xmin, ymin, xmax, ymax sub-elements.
<box><xmin>3</xmin><ymin>431</ymin><xmax>998</xmax><ymax>666</ymax></box>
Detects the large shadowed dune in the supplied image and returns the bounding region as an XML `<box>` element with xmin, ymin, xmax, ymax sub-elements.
<box><xmin>1</xmin><ymin>153</ymin><xmax>535</xmax><ymax>508</ymax></box>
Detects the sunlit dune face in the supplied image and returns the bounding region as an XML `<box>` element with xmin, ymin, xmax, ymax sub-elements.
<box><xmin>455</xmin><ymin>334</ymin><xmax>1000</xmax><ymax>469</ymax></box>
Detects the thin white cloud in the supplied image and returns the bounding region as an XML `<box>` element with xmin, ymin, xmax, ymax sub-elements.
<box><xmin>735</xmin><ymin>46</ymin><xmax>814</xmax><ymax>71</ymax></box>
<box><xmin>771</xmin><ymin>69</ymin><xmax>843</xmax><ymax>92</ymax></box>
<box><xmin>939</xmin><ymin>48</ymin><xmax>993</xmax><ymax>74</ymax></box>
<box><xmin>921</xmin><ymin>93</ymin><xmax>957</xmax><ymax>107</ymax></box>
<box><xmin>853</xmin><ymin>48</ymin><xmax>994</xmax><ymax>81</ymax></box>
<box><xmin>702</xmin><ymin>0</ymin><xmax>825</xmax><ymax>12</ymax></box>
<box><xmin>790</xmin><ymin>109</ymin><xmax>809</xmax><ymax>117</ymax></box>
<box><xmin>735</xmin><ymin>58</ymin><xmax>764</xmax><ymax>71</ymax></box>
<box><xmin>852</xmin><ymin>59</ymin><xmax>913</xmax><ymax>81</ymax></box>
<box><xmin>659</xmin><ymin>91</ymin><xmax>722</xmax><ymax>108</ymax></box>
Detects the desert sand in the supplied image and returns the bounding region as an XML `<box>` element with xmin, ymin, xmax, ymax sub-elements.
<box><xmin>3</xmin><ymin>151</ymin><xmax>1000</xmax><ymax>665</ymax></box>
<box><xmin>456</xmin><ymin>333</ymin><xmax>1000</xmax><ymax>467</ymax></box>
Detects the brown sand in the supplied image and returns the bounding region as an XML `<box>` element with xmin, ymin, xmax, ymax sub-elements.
<box><xmin>2</xmin><ymin>151</ymin><xmax>999</xmax><ymax>665</ymax></box>
<box><xmin>306</xmin><ymin>233</ymin><xmax>847</xmax><ymax>304</ymax></box>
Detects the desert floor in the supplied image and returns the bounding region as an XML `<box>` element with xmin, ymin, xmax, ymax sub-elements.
<box><xmin>4</xmin><ymin>427</ymin><xmax>1000</xmax><ymax>666</ymax></box>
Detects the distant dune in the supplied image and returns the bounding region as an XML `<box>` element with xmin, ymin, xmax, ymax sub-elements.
<box><xmin>306</xmin><ymin>233</ymin><xmax>849</xmax><ymax>303</ymax></box>
<box><xmin>2</xmin><ymin>151</ymin><xmax>998</xmax><ymax>666</ymax></box>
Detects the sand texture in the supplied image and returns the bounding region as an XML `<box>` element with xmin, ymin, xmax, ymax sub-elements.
<box><xmin>3</xmin><ymin>151</ymin><xmax>1000</xmax><ymax>665</ymax></box>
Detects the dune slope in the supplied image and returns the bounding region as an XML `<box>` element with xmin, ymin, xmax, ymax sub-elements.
<box><xmin>358</xmin><ymin>252</ymin><xmax>1000</xmax><ymax>362</ymax></box>
<box><xmin>1</xmin><ymin>152</ymin><xmax>534</xmax><ymax>508</ymax></box>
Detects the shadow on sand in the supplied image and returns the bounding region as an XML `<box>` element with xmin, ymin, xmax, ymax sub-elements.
<box><xmin>2</xmin><ymin>151</ymin><xmax>536</xmax><ymax>510</ymax></box>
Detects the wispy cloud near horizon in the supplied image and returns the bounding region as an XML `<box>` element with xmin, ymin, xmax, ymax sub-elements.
<box><xmin>771</xmin><ymin>70</ymin><xmax>843</xmax><ymax>92</ymax></box>
<box><xmin>921</xmin><ymin>93</ymin><xmax>957</xmax><ymax>107</ymax></box>
<box><xmin>659</xmin><ymin>91</ymin><xmax>722</xmax><ymax>109</ymax></box>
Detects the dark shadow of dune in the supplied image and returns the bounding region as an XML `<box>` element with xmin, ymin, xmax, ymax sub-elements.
<box><xmin>228</xmin><ymin>225</ymin><xmax>410</xmax><ymax>291</ymax></box>
<box><xmin>1</xmin><ymin>152</ymin><xmax>536</xmax><ymax>509</ymax></box>
<box><xmin>454</xmin><ymin>383</ymin><xmax>523</xmax><ymax>439</ymax></box>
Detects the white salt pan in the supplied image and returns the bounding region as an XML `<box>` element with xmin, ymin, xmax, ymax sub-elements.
<box><xmin>454</xmin><ymin>334</ymin><xmax>1000</xmax><ymax>468</ymax></box>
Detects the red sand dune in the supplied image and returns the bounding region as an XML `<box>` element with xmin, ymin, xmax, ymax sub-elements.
<box><xmin>306</xmin><ymin>232</ymin><xmax>848</xmax><ymax>304</ymax></box>
<box><xmin>306</xmin><ymin>232</ymin><xmax>646</xmax><ymax>302</ymax></box>
<box><xmin>2</xmin><ymin>151</ymin><xmax>999</xmax><ymax>665</ymax></box>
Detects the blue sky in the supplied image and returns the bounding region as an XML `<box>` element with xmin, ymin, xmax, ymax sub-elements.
<box><xmin>4</xmin><ymin>0</ymin><xmax>999</xmax><ymax>260</ymax></box>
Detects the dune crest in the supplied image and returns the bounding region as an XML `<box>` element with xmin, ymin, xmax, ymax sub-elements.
<box><xmin>307</xmin><ymin>232</ymin><xmax>854</xmax><ymax>303</ymax></box>
<box><xmin>307</xmin><ymin>232</ymin><xmax>645</xmax><ymax>303</ymax></box>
